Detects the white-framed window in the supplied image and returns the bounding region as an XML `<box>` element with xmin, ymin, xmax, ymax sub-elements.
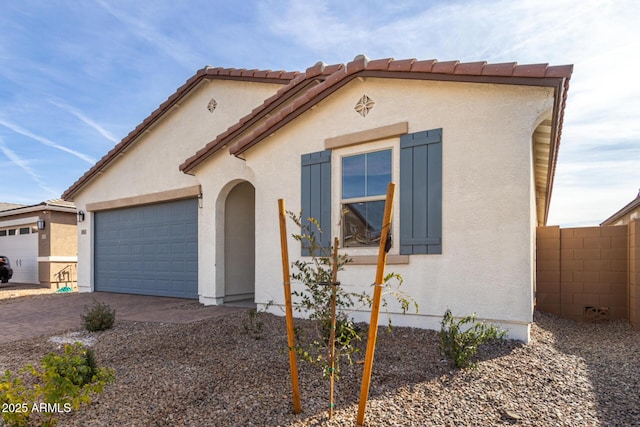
<box><xmin>341</xmin><ymin>149</ymin><xmax>392</xmax><ymax>247</ymax></box>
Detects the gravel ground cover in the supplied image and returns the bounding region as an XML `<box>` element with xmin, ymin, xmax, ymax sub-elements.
<box><xmin>1</xmin><ymin>296</ymin><xmax>639</xmax><ymax>426</ymax></box>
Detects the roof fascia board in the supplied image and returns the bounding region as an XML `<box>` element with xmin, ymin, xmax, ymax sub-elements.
<box><xmin>230</xmin><ymin>71</ymin><xmax>567</xmax><ymax>157</ymax></box>
<box><xmin>0</xmin><ymin>205</ymin><xmax>76</xmax><ymax>218</ymax></box>
<box><xmin>0</xmin><ymin>216</ymin><xmax>40</xmax><ymax>227</ymax></box>
<box><xmin>601</xmin><ymin>197</ymin><xmax>640</xmax><ymax>225</ymax></box>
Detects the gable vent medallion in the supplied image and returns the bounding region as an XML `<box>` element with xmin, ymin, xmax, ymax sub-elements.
<box><xmin>207</xmin><ymin>98</ymin><xmax>218</xmax><ymax>113</ymax></box>
<box><xmin>354</xmin><ymin>95</ymin><xmax>375</xmax><ymax>117</ymax></box>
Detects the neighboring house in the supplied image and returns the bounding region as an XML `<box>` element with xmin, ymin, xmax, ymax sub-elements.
<box><xmin>62</xmin><ymin>56</ymin><xmax>572</xmax><ymax>342</ymax></box>
<box><xmin>600</xmin><ymin>190</ymin><xmax>640</xmax><ymax>226</ymax></box>
<box><xmin>0</xmin><ymin>199</ymin><xmax>78</xmax><ymax>288</ymax></box>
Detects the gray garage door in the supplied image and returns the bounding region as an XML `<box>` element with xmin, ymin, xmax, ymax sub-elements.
<box><xmin>94</xmin><ymin>198</ymin><xmax>198</xmax><ymax>299</ymax></box>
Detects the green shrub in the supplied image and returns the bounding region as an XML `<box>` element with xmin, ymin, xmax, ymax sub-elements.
<box><xmin>242</xmin><ymin>308</ymin><xmax>264</xmax><ymax>339</ymax></box>
<box><xmin>81</xmin><ymin>299</ymin><xmax>115</xmax><ymax>332</ymax></box>
<box><xmin>0</xmin><ymin>342</ymin><xmax>114</xmax><ymax>427</ymax></box>
<box><xmin>287</xmin><ymin>211</ymin><xmax>417</xmax><ymax>379</ymax></box>
<box><xmin>439</xmin><ymin>309</ymin><xmax>506</xmax><ymax>368</ymax></box>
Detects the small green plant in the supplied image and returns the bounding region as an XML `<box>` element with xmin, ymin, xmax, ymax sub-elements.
<box><xmin>0</xmin><ymin>342</ymin><xmax>114</xmax><ymax>427</ymax></box>
<box><xmin>439</xmin><ymin>309</ymin><xmax>506</xmax><ymax>368</ymax></box>
<box><xmin>81</xmin><ymin>299</ymin><xmax>115</xmax><ymax>332</ymax></box>
<box><xmin>242</xmin><ymin>308</ymin><xmax>265</xmax><ymax>339</ymax></box>
<box><xmin>287</xmin><ymin>211</ymin><xmax>417</xmax><ymax>379</ymax></box>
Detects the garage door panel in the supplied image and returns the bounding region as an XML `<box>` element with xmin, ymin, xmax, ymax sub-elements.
<box><xmin>95</xmin><ymin>198</ymin><xmax>198</xmax><ymax>299</ymax></box>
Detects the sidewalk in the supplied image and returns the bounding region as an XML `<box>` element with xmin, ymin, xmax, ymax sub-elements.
<box><xmin>0</xmin><ymin>290</ymin><xmax>251</xmax><ymax>344</ymax></box>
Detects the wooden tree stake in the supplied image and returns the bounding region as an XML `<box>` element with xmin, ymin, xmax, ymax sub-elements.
<box><xmin>328</xmin><ymin>237</ymin><xmax>339</xmax><ymax>419</ymax></box>
<box><xmin>278</xmin><ymin>199</ymin><xmax>302</xmax><ymax>414</ymax></box>
<box><xmin>356</xmin><ymin>183</ymin><xmax>396</xmax><ymax>425</ymax></box>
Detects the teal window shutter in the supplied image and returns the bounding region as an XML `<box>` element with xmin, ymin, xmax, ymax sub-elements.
<box><xmin>400</xmin><ymin>129</ymin><xmax>442</xmax><ymax>254</ymax></box>
<box><xmin>301</xmin><ymin>150</ymin><xmax>332</xmax><ymax>255</ymax></box>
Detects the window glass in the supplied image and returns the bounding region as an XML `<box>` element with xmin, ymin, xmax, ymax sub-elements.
<box><xmin>0</xmin><ymin>230</ymin><xmax>6</xmax><ymax>237</ymax></box>
<box><xmin>342</xmin><ymin>154</ymin><xmax>366</xmax><ymax>199</ymax></box>
<box><xmin>365</xmin><ymin>150</ymin><xmax>392</xmax><ymax>196</ymax></box>
<box><xmin>341</xmin><ymin>149</ymin><xmax>392</xmax><ymax>247</ymax></box>
<box><xmin>341</xmin><ymin>149</ymin><xmax>391</xmax><ymax>199</ymax></box>
<box><xmin>19</xmin><ymin>227</ymin><xmax>30</xmax><ymax>235</ymax></box>
<box><xmin>342</xmin><ymin>200</ymin><xmax>386</xmax><ymax>247</ymax></box>
<box><xmin>8</xmin><ymin>229</ymin><xmax>15</xmax><ymax>236</ymax></box>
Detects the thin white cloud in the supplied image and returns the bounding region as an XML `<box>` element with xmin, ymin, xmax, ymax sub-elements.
<box><xmin>0</xmin><ymin>118</ymin><xmax>95</xmax><ymax>164</ymax></box>
<box><xmin>94</xmin><ymin>0</ymin><xmax>203</xmax><ymax>70</ymax></box>
<box><xmin>49</xmin><ymin>100</ymin><xmax>119</xmax><ymax>143</ymax></box>
<box><xmin>0</xmin><ymin>139</ymin><xmax>58</xmax><ymax>196</ymax></box>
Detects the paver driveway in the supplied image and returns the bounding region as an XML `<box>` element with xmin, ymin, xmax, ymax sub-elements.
<box><xmin>0</xmin><ymin>290</ymin><xmax>251</xmax><ymax>344</ymax></box>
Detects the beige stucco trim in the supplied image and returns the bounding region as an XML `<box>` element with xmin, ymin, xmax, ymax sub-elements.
<box><xmin>348</xmin><ymin>255</ymin><xmax>409</xmax><ymax>265</ymax></box>
<box><xmin>324</xmin><ymin>122</ymin><xmax>408</xmax><ymax>150</ymax></box>
<box><xmin>37</xmin><ymin>256</ymin><xmax>78</xmax><ymax>262</ymax></box>
<box><xmin>86</xmin><ymin>185</ymin><xmax>201</xmax><ymax>212</ymax></box>
<box><xmin>0</xmin><ymin>216</ymin><xmax>40</xmax><ymax>227</ymax></box>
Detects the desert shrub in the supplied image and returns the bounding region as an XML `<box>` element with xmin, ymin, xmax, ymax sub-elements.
<box><xmin>0</xmin><ymin>342</ymin><xmax>114</xmax><ymax>427</ymax></box>
<box><xmin>81</xmin><ymin>299</ymin><xmax>115</xmax><ymax>332</ymax></box>
<box><xmin>288</xmin><ymin>211</ymin><xmax>417</xmax><ymax>379</ymax></box>
<box><xmin>439</xmin><ymin>309</ymin><xmax>506</xmax><ymax>368</ymax></box>
<box><xmin>242</xmin><ymin>308</ymin><xmax>265</xmax><ymax>339</ymax></box>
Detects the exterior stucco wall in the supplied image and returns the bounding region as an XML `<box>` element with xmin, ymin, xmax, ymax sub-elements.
<box><xmin>72</xmin><ymin>80</ymin><xmax>284</xmax><ymax>293</ymax></box>
<box><xmin>190</xmin><ymin>151</ymin><xmax>256</xmax><ymax>304</ymax></box>
<box><xmin>241</xmin><ymin>78</ymin><xmax>554</xmax><ymax>342</ymax></box>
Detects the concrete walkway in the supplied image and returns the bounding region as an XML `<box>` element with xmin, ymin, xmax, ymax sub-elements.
<box><xmin>0</xmin><ymin>291</ymin><xmax>252</xmax><ymax>344</ymax></box>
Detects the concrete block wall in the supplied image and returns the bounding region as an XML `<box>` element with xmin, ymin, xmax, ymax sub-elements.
<box><xmin>537</xmin><ymin>224</ymin><xmax>629</xmax><ymax>323</ymax></box>
<box><xmin>630</xmin><ymin>220</ymin><xmax>640</xmax><ymax>329</ymax></box>
<box><xmin>559</xmin><ymin>226</ymin><xmax>628</xmax><ymax>322</ymax></box>
<box><xmin>536</xmin><ymin>226</ymin><xmax>561</xmax><ymax>315</ymax></box>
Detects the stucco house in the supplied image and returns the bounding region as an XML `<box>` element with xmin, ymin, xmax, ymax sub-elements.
<box><xmin>601</xmin><ymin>190</ymin><xmax>640</xmax><ymax>226</ymax></box>
<box><xmin>0</xmin><ymin>199</ymin><xmax>78</xmax><ymax>288</ymax></box>
<box><xmin>62</xmin><ymin>56</ymin><xmax>572</xmax><ymax>342</ymax></box>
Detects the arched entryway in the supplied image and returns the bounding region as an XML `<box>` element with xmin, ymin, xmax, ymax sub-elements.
<box><xmin>223</xmin><ymin>181</ymin><xmax>255</xmax><ymax>302</ymax></box>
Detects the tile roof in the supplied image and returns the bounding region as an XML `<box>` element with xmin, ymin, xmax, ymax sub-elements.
<box><xmin>179</xmin><ymin>61</ymin><xmax>343</xmax><ymax>172</ymax></box>
<box><xmin>0</xmin><ymin>199</ymin><xmax>76</xmax><ymax>218</ymax></box>
<box><xmin>62</xmin><ymin>55</ymin><xmax>572</xmax><ymax>226</ymax></box>
<box><xmin>225</xmin><ymin>55</ymin><xmax>572</xmax><ymax>157</ymax></box>
<box><xmin>62</xmin><ymin>66</ymin><xmax>300</xmax><ymax>200</ymax></box>
<box><xmin>0</xmin><ymin>202</ymin><xmax>26</xmax><ymax>212</ymax></box>
<box><xmin>600</xmin><ymin>194</ymin><xmax>640</xmax><ymax>225</ymax></box>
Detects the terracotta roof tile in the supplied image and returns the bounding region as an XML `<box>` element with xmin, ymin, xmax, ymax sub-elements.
<box><xmin>410</xmin><ymin>59</ymin><xmax>436</xmax><ymax>72</ymax></box>
<box><xmin>65</xmin><ymin>56</ymin><xmax>574</xmax><ymax>201</ymax></box>
<box><xmin>305</xmin><ymin>61</ymin><xmax>326</xmax><ymax>78</ymax></box>
<box><xmin>324</xmin><ymin>66</ymin><xmax>347</xmax><ymax>87</ymax></box>
<box><xmin>266</xmin><ymin>70</ymin><xmax>285</xmax><ymax>79</ymax></box>
<box><xmin>389</xmin><ymin>58</ymin><xmax>416</xmax><ymax>72</ymax></box>
<box><xmin>512</xmin><ymin>63</ymin><xmax>548</xmax><ymax>78</ymax></box>
<box><xmin>431</xmin><ymin>60</ymin><xmax>460</xmax><ymax>74</ymax></box>
<box><xmin>253</xmin><ymin>69</ymin><xmax>270</xmax><ymax>78</ymax></box>
<box><xmin>481</xmin><ymin>62</ymin><xmax>517</xmax><ymax>76</ymax></box>
<box><xmin>346</xmin><ymin>55</ymin><xmax>369</xmax><ymax>75</ymax></box>
<box><xmin>281</xmin><ymin>71</ymin><xmax>300</xmax><ymax>80</ymax></box>
<box><xmin>453</xmin><ymin>61</ymin><xmax>487</xmax><ymax>75</ymax></box>
<box><xmin>367</xmin><ymin>58</ymin><xmax>394</xmax><ymax>71</ymax></box>
<box><xmin>323</xmin><ymin>64</ymin><xmax>344</xmax><ymax>74</ymax></box>
<box><xmin>545</xmin><ymin>64</ymin><xmax>573</xmax><ymax>78</ymax></box>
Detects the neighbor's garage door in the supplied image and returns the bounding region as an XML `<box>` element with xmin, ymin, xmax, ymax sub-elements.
<box><xmin>94</xmin><ymin>198</ymin><xmax>198</xmax><ymax>299</ymax></box>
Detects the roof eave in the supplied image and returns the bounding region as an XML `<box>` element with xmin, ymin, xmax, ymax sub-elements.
<box><xmin>600</xmin><ymin>197</ymin><xmax>640</xmax><ymax>226</ymax></box>
<box><xmin>229</xmin><ymin>69</ymin><xmax>572</xmax><ymax>159</ymax></box>
<box><xmin>62</xmin><ymin>67</ymin><xmax>298</xmax><ymax>201</ymax></box>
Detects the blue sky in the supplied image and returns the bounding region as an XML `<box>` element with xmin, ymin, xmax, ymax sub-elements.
<box><xmin>0</xmin><ymin>0</ymin><xmax>638</xmax><ymax>226</ymax></box>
